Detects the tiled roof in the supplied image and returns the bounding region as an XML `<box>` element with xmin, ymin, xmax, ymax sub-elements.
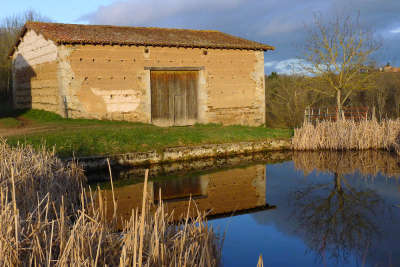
<box><xmin>10</xmin><ymin>22</ymin><xmax>274</xmax><ymax>56</ymax></box>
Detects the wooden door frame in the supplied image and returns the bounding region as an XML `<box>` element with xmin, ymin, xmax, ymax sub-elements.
<box><xmin>147</xmin><ymin>66</ymin><xmax>203</xmax><ymax>126</ymax></box>
<box><xmin>145</xmin><ymin>66</ymin><xmax>204</xmax><ymax>71</ymax></box>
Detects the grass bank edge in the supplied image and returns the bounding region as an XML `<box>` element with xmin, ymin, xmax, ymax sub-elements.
<box><xmin>4</xmin><ymin>109</ymin><xmax>293</xmax><ymax>158</ymax></box>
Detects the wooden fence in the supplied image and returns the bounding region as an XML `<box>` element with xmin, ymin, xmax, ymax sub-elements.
<box><xmin>304</xmin><ymin>107</ymin><xmax>369</xmax><ymax>123</ymax></box>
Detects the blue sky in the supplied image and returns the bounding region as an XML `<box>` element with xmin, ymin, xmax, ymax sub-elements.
<box><xmin>1</xmin><ymin>0</ymin><xmax>114</xmax><ymax>24</ymax></box>
<box><xmin>2</xmin><ymin>0</ymin><xmax>400</xmax><ymax>74</ymax></box>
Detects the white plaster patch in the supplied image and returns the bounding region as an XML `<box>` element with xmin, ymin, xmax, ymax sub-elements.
<box><xmin>91</xmin><ymin>88</ymin><xmax>142</xmax><ymax>112</ymax></box>
<box><xmin>200</xmin><ymin>176</ymin><xmax>209</xmax><ymax>195</ymax></box>
<box><xmin>13</xmin><ymin>30</ymin><xmax>57</xmax><ymax>69</ymax></box>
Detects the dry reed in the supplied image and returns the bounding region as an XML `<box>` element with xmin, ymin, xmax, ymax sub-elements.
<box><xmin>0</xmin><ymin>138</ymin><xmax>85</xmax><ymax>220</ymax></box>
<box><xmin>0</xmin><ymin>140</ymin><xmax>222</xmax><ymax>266</ymax></box>
<box><xmin>293</xmin><ymin>150</ymin><xmax>400</xmax><ymax>177</ymax></box>
<box><xmin>257</xmin><ymin>255</ymin><xmax>264</xmax><ymax>267</ymax></box>
<box><xmin>292</xmin><ymin>119</ymin><xmax>400</xmax><ymax>151</ymax></box>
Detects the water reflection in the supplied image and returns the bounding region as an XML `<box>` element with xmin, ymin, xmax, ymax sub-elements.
<box><xmin>290</xmin><ymin>151</ymin><xmax>399</xmax><ymax>264</ymax></box>
<box><xmin>292</xmin><ymin>150</ymin><xmax>400</xmax><ymax>177</ymax></box>
<box><xmin>99</xmin><ymin>164</ymin><xmax>271</xmax><ymax>224</ymax></box>
<box><xmin>87</xmin><ymin>151</ymin><xmax>291</xmax><ymax>183</ymax></box>
<box><xmin>249</xmin><ymin>151</ymin><xmax>400</xmax><ymax>267</ymax></box>
<box><xmin>91</xmin><ymin>150</ymin><xmax>400</xmax><ymax>266</ymax></box>
<box><xmin>293</xmin><ymin>172</ymin><xmax>384</xmax><ymax>263</ymax></box>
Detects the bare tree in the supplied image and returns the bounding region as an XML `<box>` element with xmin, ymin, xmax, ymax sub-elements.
<box><xmin>302</xmin><ymin>13</ymin><xmax>381</xmax><ymax>117</ymax></box>
<box><xmin>376</xmin><ymin>72</ymin><xmax>400</xmax><ymax>119</ymax></box>
<box><xmin>293</xmin><ymin>172</ymin><xmax>383</xmax><ymax>263</ymax></box>
<box><xmin>265</xmin><ymin>72</ymin><xmax>324</xmax><ymax>128</ymax></box>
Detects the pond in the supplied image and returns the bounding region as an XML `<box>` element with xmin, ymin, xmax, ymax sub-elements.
<box><xmin>90</xmin><ymin>150</ymin><xmax>400</xmax><ymax>267</ymax></box>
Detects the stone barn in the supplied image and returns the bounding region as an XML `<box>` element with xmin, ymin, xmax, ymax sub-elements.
<box><xmin>10</xmin><ymin>22</ymin><xmax>274</xmax><ymax>126</ymax></box>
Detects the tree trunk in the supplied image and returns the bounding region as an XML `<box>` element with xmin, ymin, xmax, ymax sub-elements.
<box><xmin>336</xmin><ymin>89</ymin><xmax>342</xmax><ymax>121</ymax></box>
<box><xmin>334</xmin><ymin>173</ymin><xmax>342</xmax><ymax>192</ymax></box>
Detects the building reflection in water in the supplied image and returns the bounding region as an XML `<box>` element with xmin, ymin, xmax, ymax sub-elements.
<box><xmin>100</xmin><ymin>164</ymin><xmax>270</xmax><ymax>225</ymax></box>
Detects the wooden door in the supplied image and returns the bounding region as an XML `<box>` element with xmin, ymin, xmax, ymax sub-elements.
<box><xmin>153</xmin><ymin>176</ymin><xmax>203</xmax><ymax>202</ymax></box>
<box><xmin>151</xmin><ymin>70</ymin><xmax>198</xmax><ymax>126</ymax></box>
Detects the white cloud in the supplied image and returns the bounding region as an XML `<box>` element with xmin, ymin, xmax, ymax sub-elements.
<box><xmin>265</xmin><ymin>58</ymin><xmax>312</xmax><ymax>75</ymax></box>
<box><xmin>264</xmin><ymin>61</ymin><xmax>278</xmax><ymax>68</ymax></box>
<box><xmin>80</xmin><ymin>0</ymin><xmax>247</xmax><ymax>26</ymax></box>
<box><xmin>390</xmin><ymin>27</ymin><xmax>400</xmax><ymax>34</ymax></box>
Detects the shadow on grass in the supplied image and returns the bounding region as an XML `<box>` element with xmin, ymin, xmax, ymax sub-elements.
<box><xmin>0</xmin><ymin>99</ymin><xmax>28</xmax><ymax>119</ymax></box>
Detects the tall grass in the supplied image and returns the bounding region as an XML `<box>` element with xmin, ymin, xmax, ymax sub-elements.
<box><xmin>0</xmin><ymin>139</ymin><xmax>85</xmax><ymax>220</ymax></box>
<box><xmin>292</xmin><ymin>119</ymin><xmax>400</xmax><ymax>151</ymax></box>
<box><xmin>0</xmin><ymin>140</ymin><xmax>222</xmax><ymax>266</ymax></box>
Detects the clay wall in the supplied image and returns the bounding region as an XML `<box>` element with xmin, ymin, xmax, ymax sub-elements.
<box><xmin>58</xmin><ymin>44</ymin><xmax>265</xmax><ymax>125</ymax></box>
<box><xmin>12</xmin><ymin>30</ymin><xmax>60</xmax><ymax>113</ymax></box>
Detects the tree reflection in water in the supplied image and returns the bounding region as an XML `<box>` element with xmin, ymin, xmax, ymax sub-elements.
<box><xmin>292</xmin><ymin>171</ymin><xmax>384</xmax><ymax>264</ymax></box>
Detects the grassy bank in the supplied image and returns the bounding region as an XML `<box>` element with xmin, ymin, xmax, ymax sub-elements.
<box><xmin>0</xmin><ymin>141</ymin><xmax>221</xmax><ymax>266</ymax></box>
<box><xmin>1</xmin><ymin>109</ymin><xmax>292</xmax><ymax>158</ymax></box>
<box><xmin>292</xmin><ymin>119</ymin><xmax>400</xmax><ymax>151</ymax></box>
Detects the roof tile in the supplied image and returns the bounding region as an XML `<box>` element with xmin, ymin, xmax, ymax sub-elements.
<box><xmin>10</xmin><ymin>22</ymin><xmax>274</xmax><ymax>57</ymax></box>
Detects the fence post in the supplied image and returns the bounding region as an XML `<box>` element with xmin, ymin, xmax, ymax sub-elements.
<box><xmin>318</xmin><ymin>109</ymin><xmax>320</xmax><ymax>122</ymax></box>
<box><xmin>336</xmin><ymin>107</ymin><xmax>339</xmax><ymax>121</ymax></box>
<box><xmin>326</xmin><ymin>108</ymin><xmax>329</xmax><ymax>121</ymax></box>
<box><xmin>372</xmin><ymin>106</ymin><xmax>376</xmax><ymax>121</ymax></box>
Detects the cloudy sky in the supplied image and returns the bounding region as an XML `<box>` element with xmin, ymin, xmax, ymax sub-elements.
<box><xmin>3</xmin><ymin>0</ymin><xmax>400</xmax><ymax>73</ymax></box>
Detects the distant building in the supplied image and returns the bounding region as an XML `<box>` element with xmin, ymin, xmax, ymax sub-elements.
<box><xmin>9</xmin><ymin>22</ymin><xmax>274</xmax><ymax>126</ymax></box>
<box><xmin>380</xmin><ymin>65</ymin><xmax>400</xmax><ymax>73</ymax></box>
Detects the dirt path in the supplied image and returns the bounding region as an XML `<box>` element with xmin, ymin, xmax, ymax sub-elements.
<box><xmin>0</xmin><ymin>125</ymin><xmax>56</xmax><ymax>137</ymax></box>
<box><xmin>15</xmin><ymin>116</ymin><xmax>32</xmax><ymax>127</ymax></box>
<box><xmin>0</xmin><ymin>123</ymin><xmax>106</xmax><ymax>137</ymax></box>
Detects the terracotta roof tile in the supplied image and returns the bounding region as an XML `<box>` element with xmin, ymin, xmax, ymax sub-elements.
<box><xmin>10</xmin><ymin>22</ymin><xmax>274</xmax><ymax>57</ymax></box>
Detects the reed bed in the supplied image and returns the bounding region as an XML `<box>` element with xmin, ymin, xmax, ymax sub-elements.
<box><xmin>292</xmin><ymin>119</ymin><xmax>400</xmax><ymax>151</ymax></box>
<box><xmin>0</xmin><ymin>140</ymin><xmax>222</xmax><ymax>266</ymax></box>
<box><xmin>0</xmin><ymin>139</ymin><xmax>85</xmax><ymax>220</ymax></box>
<box><xmin>293</xmin><ymin>150</ymin><xmax>400</xmax><ymax>177</ymax></box>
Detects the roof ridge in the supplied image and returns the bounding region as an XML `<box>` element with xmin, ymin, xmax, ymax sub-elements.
<box><xmin>26</xmin><ymin>21</ymin><xmax>222</xmax><ymax>33</ymax></box>
<box><xmin>215</xmin><ymin>30</ymin><xmax>274</xmax><ymax>48</ymax></box>
<box><xmin>10</xmin><ymin>21</ymin><xmax>274</xmax><ymax>57</ymax></box>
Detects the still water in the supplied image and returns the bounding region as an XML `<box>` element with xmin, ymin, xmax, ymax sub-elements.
<box><xmin>92</xmin><ymin>151</ymin><xmax>400</xmax><ymax>267</ymax></box>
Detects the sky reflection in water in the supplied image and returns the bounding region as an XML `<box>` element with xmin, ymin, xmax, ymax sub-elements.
<box><xmin>212</xmin><ymin>158</ymin><xmax>400</xmax><ymax>267</ymax></box>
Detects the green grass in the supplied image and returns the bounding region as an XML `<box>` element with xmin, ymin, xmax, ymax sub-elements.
<box><xmin>3</xmin><ymin>108</ymin><xmax>293</xmax><ymax>158</ymax></box>
<box><xmin>0</xmin><ymin>117</ymin><xmax>22</xmax><ymax>128</ymax></box>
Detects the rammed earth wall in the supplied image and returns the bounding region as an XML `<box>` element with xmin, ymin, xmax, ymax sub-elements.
<box><xmin>12</xmin><ymin>29</ymin><xmax>266</xmax><ymax>126</ymax></box>
<box><xmin>12</xmin><ymin>30</ymin><xmax>59</xmax><ymax>112</ymax></box>
<box><xmin>58</xmin><ymin>44</ymin><xmax>265</xmax><ymax>125</ymax></box>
